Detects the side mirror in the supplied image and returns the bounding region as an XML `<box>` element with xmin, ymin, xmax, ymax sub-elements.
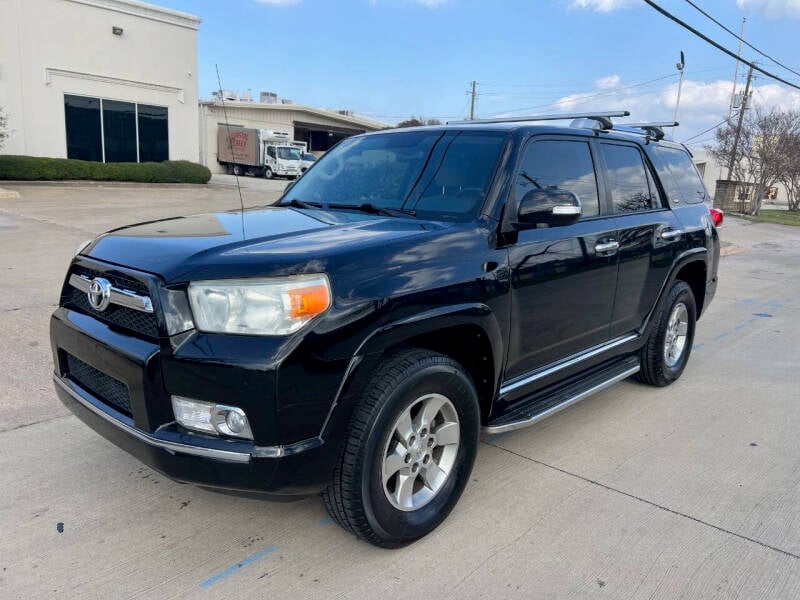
<box><xmin>285</xmin><ymin>179</ymin><xmax>297</xmax><ymax>193</ymax></box>
<box><xmin>517</xmin><ymin>189</ymin><xmax>582</xmax><ymax>227</ymax></box>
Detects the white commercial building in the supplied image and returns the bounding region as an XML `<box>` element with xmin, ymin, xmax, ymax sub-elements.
<box><xmin>0</xmin><ymin>0</ymin><xmax>200</xmax><ymax>162</ymax></box>
<box><xmin>199</xmin><ymin>99</ymin><xmax>388</xmax><ymax>174</ymax></box>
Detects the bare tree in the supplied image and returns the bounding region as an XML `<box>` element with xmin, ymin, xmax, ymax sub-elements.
<box><xmin>776</xmin><ymin>114</ymin><xmax>800</xmax><ymax>211</ymax></box>
<box><xmin>0</xmin><ymin>107</ymin><xmax>8</xmax><ymax>150</ymax></box>
<box><xmin>708</xmin><ymin>106</ymin><xmax>795</xmax><ymax>214</ymax></box>
<box><xmin>396</xmin><ymin>117</ymin><xmax>442</xmax><ymax>128</ymax></box>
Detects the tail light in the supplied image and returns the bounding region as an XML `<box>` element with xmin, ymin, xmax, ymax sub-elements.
<box><xmin>710</xmin><ymin>208</ymin><xmax>724</xmax><ymax>227</ymax></box>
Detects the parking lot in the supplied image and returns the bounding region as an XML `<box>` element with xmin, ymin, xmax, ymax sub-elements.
<box><xmin>1</xmin><ymin>181</ymin><xmax>799</xmax><ymax>599</ymax></box>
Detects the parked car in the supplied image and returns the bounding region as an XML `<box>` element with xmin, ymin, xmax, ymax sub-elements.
<box><xmin>51</xmin><ymin>111</ymin><xmax>719</xmax><ymax>548</ymax></box>
<box><xmin>299</xmin><ymin>152</ymin><xmax>317</xmax><ymax>173</ymax></box>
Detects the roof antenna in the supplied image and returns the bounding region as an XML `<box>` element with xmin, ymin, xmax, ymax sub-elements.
<box><xmin>215</xmin><ymin>64</ymin><xmax>246</xmax><ymax>238</ymax></box>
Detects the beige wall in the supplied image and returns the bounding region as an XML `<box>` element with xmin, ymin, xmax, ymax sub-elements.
<box><xmin>693</xmin><ymin>149</ymin><xmax>789</xmax><ymax>206</ymax></box>
<box><xmin>0</xmin><ymin>0</ymin><xmax>199</xmax><ymax>161</ymax></box>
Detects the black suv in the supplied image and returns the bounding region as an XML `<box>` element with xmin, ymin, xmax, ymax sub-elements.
<box><xmin>51</xmin><ymin>112</ymin><xmax>720</xmax><ymax>547</ymax></box>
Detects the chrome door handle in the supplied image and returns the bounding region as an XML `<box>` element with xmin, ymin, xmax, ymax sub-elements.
<box><xmin>660</xmin><ymin>229</ymin><xmax>683</xmax><ymax>241</ymax></box>
<box><xmin>595</xmin><ymin>240</ymin><xmax>619</xmax><ymax>255</ymax></box>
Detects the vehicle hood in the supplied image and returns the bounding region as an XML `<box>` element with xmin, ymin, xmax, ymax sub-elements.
<box><xmin>83</xmin><ymin>207</ymin><xmax>445</xmax><ymax>283</ymax></box>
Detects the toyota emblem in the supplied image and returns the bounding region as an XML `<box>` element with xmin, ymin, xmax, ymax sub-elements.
<box><xmin>87</xmin><ymin>277</ymin><xmax>112</xmax><ymax>311</ymax></box>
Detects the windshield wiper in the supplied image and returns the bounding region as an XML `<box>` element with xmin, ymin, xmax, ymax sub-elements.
<box><xmin>328</xmin><ymin>203</ymin><xmax>417</xmax><ymax>218</ymax></box>
<box><xmin>280</xmin><ymin>198</ymin><xmax>322</xmax><ymax>209</ymax></box>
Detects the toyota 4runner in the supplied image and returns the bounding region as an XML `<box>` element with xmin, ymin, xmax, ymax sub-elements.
<box><xmin>51</xmin><ymin>111</ymin><xmax>720</xmax><ymax>547</ymax></box>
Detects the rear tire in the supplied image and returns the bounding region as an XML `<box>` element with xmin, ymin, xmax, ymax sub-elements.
<box><xmin>322</xmin><ymin>349</ymin><xmax>479</xmax><ymax>548</ymax></box>
<box><xmin>637</xmin><ymin>280</ymin><xmax>696</xmax><ymax>387</ymax></box>
<box><xmin>232</xmin><ymin>164</ymin><xmax>242</xmax><ymax>176</ymax></box>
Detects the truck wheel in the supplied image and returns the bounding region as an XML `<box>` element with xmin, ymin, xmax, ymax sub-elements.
<box><xmin>637</xmin><ymin>280</ymin><xmax>696</xmax><ymax>387</ymax></box>
<box><xmin>232</xmin><ymin>165</ymin><xmax>242</xmax><ymax>176</ymax></box>
<box><xmin>264</xmin><ymin>167</ymin><xmax>274</xmax><ymax>179</ymax></box>
<box><xmin>322</xmin><ymin>349</ymin><xmax>479</xmax><ymax>548</ymax></box>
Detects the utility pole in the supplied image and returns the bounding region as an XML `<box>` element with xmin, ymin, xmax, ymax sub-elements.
<box><xmin>674</xmin><ymin>51</ymin><xmax>686</xmax><ymax>127</ymax></box>
<box><xmin>728</xmin><ymin>17</ymin><xmax>747</xmax><ymax>123</ymax></box>
<box><xmin>469</xmin><ymin>81</ymin><xmax>477</xmax><ymax>120</ymax></box>
<box><xmin>727</xmin><ymin>63</ymin><xmax>754</xmax><ymax>212</ymax></box>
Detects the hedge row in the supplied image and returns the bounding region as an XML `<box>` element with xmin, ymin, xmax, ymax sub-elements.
<box><xmin>0</xmin><ymin>155</ymin><xmax>211</xmax><ymax>184</ymax></box>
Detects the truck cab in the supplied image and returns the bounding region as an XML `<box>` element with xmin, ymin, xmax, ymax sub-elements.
<box><xmin>263</xmin><ymin>143</ymin><xmax>301</xmax><ymax>179</ymax></box>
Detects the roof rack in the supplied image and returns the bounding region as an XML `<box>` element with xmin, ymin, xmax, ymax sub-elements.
<box><xmin>447</xmin><ymin>110</ymin><xmax>630</xmax><ymax>129</ymax></box>
<box><xmin>617</xmin><ymin>122</ymin><xmax>678</xmax><ymax>141</ymax></box>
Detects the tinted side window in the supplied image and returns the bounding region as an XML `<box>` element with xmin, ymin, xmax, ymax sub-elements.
<box><xmin>653</xmin><ymin>146</ymin><xmax>708</xmax><ymax>204</ymax></box>
<box><xmin>602</xmin><ymin>143</ymin><xmax>660</xmax><ymax>213</ymax></box>
<box><xmin>515</xmin><ymin>140</ymin><xmax>600</xmax><ymax>217</ymax></box>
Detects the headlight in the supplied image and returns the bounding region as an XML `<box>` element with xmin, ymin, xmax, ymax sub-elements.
<box><xmin>187</xmin><ymin>275</ymin><xmax>331</xmax><ymax>335</ymax></box>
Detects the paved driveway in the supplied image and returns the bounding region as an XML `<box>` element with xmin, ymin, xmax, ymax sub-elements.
<box><xmin>1</xmin><ymin>184</ymin><xmax>798</xmax><ymax>599</ymax></box>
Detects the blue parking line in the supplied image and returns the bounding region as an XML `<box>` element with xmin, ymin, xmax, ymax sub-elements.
<box><xmin>200</xmin><ymin>545</ymin><xmax>278</xmax><ymax>588</ymax></box>
<box><xmin>319</xmin><ymin>516</ymin><xmax>333</xmax><ymax>526</ymax></box>
<box><xmin>713</xmin><ymin>332</ymin><xmax>729</xmax><ymax>341</ymax></box>
<box><xmin>692</xmin><ymin>343</ymin><xmax>704</xmax><ymax>350</ymax></box>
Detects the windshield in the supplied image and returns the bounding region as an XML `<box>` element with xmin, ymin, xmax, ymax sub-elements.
<box><xmin>282</xmin><ymin>130</ymin><xmax>507</xmax><ymax>221</ymax></box>
<box><xmin>302</xmin><ymin>153</ymin><xmax>316</xmax><ymax>161</ymax></box>
<box><xmin>277</xmin><ymin>147</ymin><xmax>301</xmax><ymax>161</ymax></box>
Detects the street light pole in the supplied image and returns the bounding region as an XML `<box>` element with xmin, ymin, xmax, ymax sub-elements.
<box><xmin>674</xmin><ymin>51</ymin><xmax>686</xmax><ymax>126</ymax></box>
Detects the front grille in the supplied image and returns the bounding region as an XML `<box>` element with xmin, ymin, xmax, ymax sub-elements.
<box><xmin>66</xmin><ymin>354</ymin><xmax>132</xmax><ymax>416</ymax></box>
<box><xmin>64</xmin><ymin>266</ymin><xmax>159</xmax><ymax>339</ymax></box>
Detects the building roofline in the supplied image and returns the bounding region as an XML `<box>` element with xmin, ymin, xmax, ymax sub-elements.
<box><xmin>199</xmin><ymin>100</ymin><xmax>390</xmax><ymax>130</ymax></box>
<box><xmin>64</xmin><ymin>0</ymin><xmax>201</xmax><ymax>30</ymax></box>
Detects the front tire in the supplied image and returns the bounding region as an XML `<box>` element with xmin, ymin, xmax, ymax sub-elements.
<box><xmin>637</xmin><ymin>280</ymin><xmax>696</xmax><ymax>387</ymax></box>
<box><xmin>322</xmin><ymin>349</ymin><xmax>479</xmax><ymax>548</ymax></box>
<box><xmin>264</xmin><ymin>167</ymin><xmax>274</xmax><ymax>179</ymax></box>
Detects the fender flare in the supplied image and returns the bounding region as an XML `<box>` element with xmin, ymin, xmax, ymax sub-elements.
<box><xmin>640</xmin><ymin>247</ymin><xmax>708</xmax><ymax>337</ymax></box>
<box><xmin>318</xmin><ymin>303</ymin><xmax>505</xmax><ymax>442</ymax></box>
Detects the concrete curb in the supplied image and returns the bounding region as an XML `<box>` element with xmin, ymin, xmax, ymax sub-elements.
<box><xmin>0</xmin><ymin>187</ymin><xmax>21</xmax><ymax>199</ymax></box>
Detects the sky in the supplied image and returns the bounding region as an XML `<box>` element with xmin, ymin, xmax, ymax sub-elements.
<box><xmin>160</xmin><ymin>0</ymin><xmax>800</xmax><ymax>147</ymax></box>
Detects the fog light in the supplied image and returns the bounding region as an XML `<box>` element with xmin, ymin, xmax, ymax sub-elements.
<box><xmin>214</xmin><ymin>406</ymin><xmax>253</xmax><ymax>439</ymax></box>
<box><xmin>171</xmin><ymin>396</ymin><xmax>253</xmax><ymax>440</ymax></box>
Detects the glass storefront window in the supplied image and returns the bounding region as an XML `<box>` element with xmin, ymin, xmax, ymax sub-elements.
<box><xmin>137</xmin><ymin>104</ymin><xmax>168</xmax><ymax>162</ymax></box>
<box><xmin>102</xmin><ymin>100</ymin><xmax>137</xmax><ymax>163</ymax></box>
<box><xmin>65</xmin><ymin>95</ymin><xmax>102</xmax><ymax>161</ymax></box>
<box><xmin>63</xmin><ymin>95</ymin><xmax>169</xmax><ymax>163</ymax></box>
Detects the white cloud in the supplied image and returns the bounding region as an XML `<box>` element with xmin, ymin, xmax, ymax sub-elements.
<box><xmin>736</xmin><ymin>0</ymin><xmax>800</xmax><ymax>19</ymax></box>
<box><xmin>255</xmin><ymin>0</ymin><xmax>301</xmax><ymax>5</ymax></box>
<box><xmin>568</xmin><ymin>0</ymin><xmax>638</xmax><ymax>12</ymax></box>
<box><xmin>547</xmin><ymin>76</ymin><xmax>800</xmax><ymax>142</ymax></box>
<box><xmin>595</xmin><ymin>74</ymin><xmax>621</xmax><ymax>89</ymax></box>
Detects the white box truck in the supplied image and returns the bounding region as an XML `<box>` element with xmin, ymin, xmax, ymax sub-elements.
<box><xmin>217</xmin><ymin>128</ymin><xmax>301</xmax><ymax>179</ymax></box>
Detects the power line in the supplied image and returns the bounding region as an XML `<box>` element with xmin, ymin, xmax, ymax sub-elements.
<box><xmin>642</xmin><ymin>0</ymin><xmax>800</xmax><ymax>92</ymax></box>
<box><xmin>681</xmin><ymin>118</ymin><xmax>729</xmax><ymax>143</ymax></box>
<box><xmin>484</xmin><ymin>73</ymin><xmax>678</xmax><ymax>117</ymax></box>
<box><xmin>683</xmin><ymin>0</ymin><xmax>800</xmax><ymax>80</ymax></box>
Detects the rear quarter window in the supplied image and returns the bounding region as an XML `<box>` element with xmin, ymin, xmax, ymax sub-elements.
<box><xmin>652</xmin><ymin>146</ymin><xmax>709</xmax><ymax>205</ymax></box>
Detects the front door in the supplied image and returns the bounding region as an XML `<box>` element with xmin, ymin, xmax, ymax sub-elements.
<box><xmin>505</xmin><ymin>137</ymin><xmax>619</xmax><ymax>381</ymax></box>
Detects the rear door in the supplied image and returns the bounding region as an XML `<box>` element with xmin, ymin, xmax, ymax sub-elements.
<box><xmin>505</xmin><ymin>137</ymin><xmax>620</xmax><ymax>380</ymax></box>
<box><xmin>597</xmin><ymin>141</ymin><xmax>684</xmax><ymax>337</ymax></box>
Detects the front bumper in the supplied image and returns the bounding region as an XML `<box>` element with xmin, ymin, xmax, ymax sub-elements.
<box><xmin>50</xmin><ymin>305</ymin><xmax>335</xmax><ymax>495</ymax></box>
<box><xmin>54</xmin><ymin>374</ymin><xmax>329</xmax><ymax>494</ymax></box>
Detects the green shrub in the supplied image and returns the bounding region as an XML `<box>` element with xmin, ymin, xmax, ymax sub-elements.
<box><xmin>0</xmin><ymin>155</ymin><xmax>211</xmax><ymax>184</ymax></box>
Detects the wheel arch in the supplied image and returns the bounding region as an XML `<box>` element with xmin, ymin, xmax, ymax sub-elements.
<box><xmin>320</xmin><ymin>304</ymin><xmax>504</xmax><ymax>443</ymax></box>
<box><xmin>642</xmin><ymin>248</ymin><xmax>707</xmax><ymax>338</ymax></box>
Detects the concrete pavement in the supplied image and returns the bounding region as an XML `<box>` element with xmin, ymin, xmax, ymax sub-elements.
<box><xmin>0</xmin><ymin>184</ymin><xmax>798</xmax><ymax>599</ymax></box>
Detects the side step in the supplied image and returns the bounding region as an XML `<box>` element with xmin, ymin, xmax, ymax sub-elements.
<box><xmin>483</xmin><ymin>355</ymin><xmax>640</xmax><ymax>434</ymax></box>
